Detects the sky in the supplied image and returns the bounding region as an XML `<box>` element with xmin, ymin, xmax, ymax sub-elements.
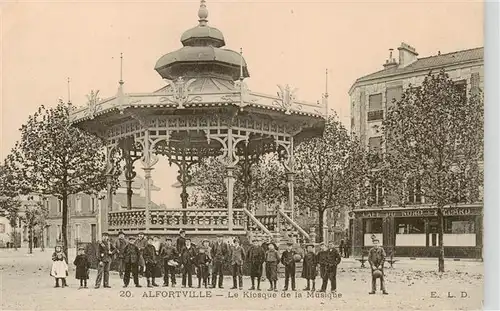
<box><xmin>0</xmin><ymin>0</ymin><xmax>483</xmax><ymax>206</ymax></box>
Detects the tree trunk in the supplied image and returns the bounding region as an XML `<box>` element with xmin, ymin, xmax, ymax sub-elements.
<box><xmin>41</xmin><ymin>226</ymin><xmax>45</xmax><ymax>252</ymax></box>
<box><xmin>437</xmin><ymin>207</ymin><xmax>445</xmax><ymax>272</ymax></box>
<box><xmin>12</xmin><ymin>227</ymin><xmax>18</xmax><ymax>250</ymax></box>
<box><xmin>318</xmin><ymin>209</ymin><xmax>325</xmax><ymax>243</ymax></box>
<box><xmin>62</xmin><ymin>194</ymin><xmax>69</xmax><ymax>259</ymax></box>
<box><xmin>28</xmin><ymin>224</ymin><xmax>33</xmax><ymax>254</ymax></box>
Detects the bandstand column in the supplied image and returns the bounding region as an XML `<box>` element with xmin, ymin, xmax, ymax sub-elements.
<box><xmin>143</xmin><ymin>167</ymin><xmax>153</xmax><ymax>230</ymax></box>
<box><xmin>104</xmin><ymin>173</ymin><xmax>113</xmax><ymax>235</ymax></box>
<box><xmin>140</xmin><ymin>129</ymin><xmax>158</xmax><ymax>232</ymax></box>
<box><xmin>286</xmin><ymin>171</ymin><xmax>295</xmax><ymax>220</ymax></box>
<box><xmin>226</xmin><ymin>167</ymin><xmax>236</xmax><ymax>231</ymax></box>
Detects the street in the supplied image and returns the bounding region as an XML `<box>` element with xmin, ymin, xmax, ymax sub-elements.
<box><xmin>0</xmin><ymin>249</ymin><xmax>483</xmax><ymax>310</ymax></box>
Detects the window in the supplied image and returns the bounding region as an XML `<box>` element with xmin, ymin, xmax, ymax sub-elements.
<box><xmin>364</xmin><ymin>218</ymin><xmax>383</xmax><ymax>234</ymax></box>
<box><xmin>368</xmin><ymin>93</ymin><xmax>383</xmax><ymax>121</ymax></box>
<box><xmin>407</xmin><ymin>177</ymin><xmax>422</xmax><ymax>204</ymax></box>
<box><xmin>444</xmin><ymin>216</ymin><xmax>475</xmax><ymax>234</ymax></box>
<box><xmin>91</xmin><ymin>197</ymin><xmax>97</xmax><ymax>213</ymax></box>
<box><xmin>369</xmin><ymin>181</ymin><xmax>384</xmax><ymax>206</ymax></box>
<box><xmin>453</xmin><ymin>80</ymin><xmax>467</xmax><ymax>99</ymax></box>
<box><xmin>58</xmin><ymin>200</ymin><xmax>62</xmax><ymax>214</ymax></box>
<box><xmin>75</xmin><ymin>196</ymin><xmax>82</xmax><ymax>213</ymax></box>
<box><xmin>75</xmin><ymin>224</ymin><xmax>81</xmax><ymax>241</ymax></box>
<box><xmin>386</xmin><ymin>86</ymin><xmax>403</xmax><ymax>111</ymax></box>
<box><xmin>369</xmin><ymin>136</ymin><xmax>383</xmax><ymax>155</ymax></box>
<box><xmin>57</xmin><ymin>225</ymin><xmax>62</xmax><ymax>241</ymax></box>
<box><xmin>395</xmin><ymin>218</ymin><xmax>425</xmax><ymax>234</ymax></box>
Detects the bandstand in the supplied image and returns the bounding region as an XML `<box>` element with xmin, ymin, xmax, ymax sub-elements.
<box><xmin>70</xmin><ymin>0</ymin><xmax>326</xmax><ymax>245</ymax></box>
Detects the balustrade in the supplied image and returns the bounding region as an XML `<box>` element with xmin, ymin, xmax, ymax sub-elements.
<box><xmin>108</xmin><ymin>208</ymin><xmax>246</xmax><ymax>232</ymax></box>
<box><xmin>255</xmin><ymin>215</ymin><xmax>277</xmax><ymax>232</ymax></box>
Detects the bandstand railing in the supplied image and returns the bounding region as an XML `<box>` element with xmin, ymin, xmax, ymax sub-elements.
<box><xmin>277</xmin><ymin>209</ymin><xmax>311</xmax><ymax>244</ymax></box>
<box><xmin>108</xmin><ymin>208</ymin><xmax>247</xmax><ymax>232</ymax></box>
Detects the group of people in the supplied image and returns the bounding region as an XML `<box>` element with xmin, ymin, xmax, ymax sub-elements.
<box><xmin>51</xmin><ymin>229</ymin><xmax>388</xmax><ymax>295</ymax></box>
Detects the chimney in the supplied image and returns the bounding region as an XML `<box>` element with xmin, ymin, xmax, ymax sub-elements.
<box><xmin>383</xmin><ymin>48</ymin><xmax>398</xmax><ymax>69</ymax></box>
<box><xmin>397</xmin><ymin>42</ymin><xmax>418</xmax><ymax>68</ymax></box>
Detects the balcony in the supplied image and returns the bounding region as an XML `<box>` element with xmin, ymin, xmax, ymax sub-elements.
<box><xmin>367</xmin><ymin>110</ymin><xmax>384</xmax><ymax>121</ymax></box>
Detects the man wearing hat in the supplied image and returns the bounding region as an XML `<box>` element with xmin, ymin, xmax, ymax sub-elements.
<box><xmin>211</xmin><ymin>233</ymin><xmax>229</xmax><ymax>288</ymax></box>
<box><xmin>368</xmin><ymin>237</ymin><xmax>388</xmax><ymax>295</ymax></box>
<box><xmin>176</xmin><ymin>229</ymin><xmax>187</xmax><ymax>254</ymax></box>
<box><xmin>280</xmin><ymin>241</ymin><xmax>297</xmax><ymax>291</ymax></box>
<box><xmin>114</xmin><ymin>231</ymin><xmax>128</xmax><ymax>279</ymax></box>
<box><xmin>95</xmin><ymin>232</ymin><xmax>115</xmax><ymax>289</ymax></box>
<box><xmin>318</xmin><ymin>240</ymin><xmax>341</xmax><ymax>293</ymax></box>
<box><xmin>135</xmin><ymin>232</ymin><xmax>147</xmax><ymax>276</ymax></box>
<box><xmin>123</xmin><ymin>235</ymin><xmax>141</xmax><ymax>288</ymax></box>
<box><xmin>144</xmin><ymin>236</ymin><xmax>160</xmax><ymax>287</ymax></box>
<box><xmin>160</xmin><ymin>237</ymin><xmax>178</xmax><ymax>287</ymax></box>
<box><xmin>246</xmin><ymin>238</ymin><xmax>265</xmax><ymax>290</ymax></box>
<box><xmin>301</xmin><ymin>243</ymin><xmax>318</xmax><ymax>291</ymax></box>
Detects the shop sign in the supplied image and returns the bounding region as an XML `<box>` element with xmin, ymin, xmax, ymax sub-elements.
<box><xmin>357</xmin><ymin>206</ymin><xmax>480</xmax><ymax>218</ymax></box>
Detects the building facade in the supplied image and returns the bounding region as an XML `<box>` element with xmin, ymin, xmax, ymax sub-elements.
<box><xmin>348</xmin><ymin>43</ymin><xmax>484</xmax><ymax>258</ymax></box>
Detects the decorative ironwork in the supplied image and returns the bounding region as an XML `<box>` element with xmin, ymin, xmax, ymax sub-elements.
<box><xmin>85</xmin><ymin>90</ymin><xmax>102</xmax><ymax>119</ymax></box>
<box><xmin>273</xmin><ymin>84</ymin><xmax>298</xmax><ymax>115</ymax></box>
<box><xmin>165</xmin><ymin>77</ymin><xmax>202</xmax><ymax>109</ymax></box>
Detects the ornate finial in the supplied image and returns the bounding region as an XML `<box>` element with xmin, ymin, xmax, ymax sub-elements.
<box><xmin>198</xmin><ymin>0</ymin><xmax>208</xmax><ymax>26</ymax></box>
<box><xmin>119</xmin><ymin>52</ymin><xmax>124</xmax><ymax>86</ymax></box>
<box><xmin>323</xmin><ymin>69</ymin><xmax>329</xmax><ymax>118</ymax></box>
<box><xmin>67</xmin><ymin>77</ymin><xmax>71</xmax><ymax>104</ymax></box>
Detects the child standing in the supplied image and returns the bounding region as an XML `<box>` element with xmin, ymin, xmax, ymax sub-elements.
<box><xmin>265</xmin><ymin>242</ymin><xmax>279</xmax><ymax>292</ymax></box>
<box><xmin>195</xmin><ymin>247</ymin><xmax>211</xmax><ymax>288</ymax></box>
<box><xmin>301</xmin><ymin>243</ymin><xmax>318</xmax><ymax>291</ymax></box>
<box><xmin>73</xmin><ymin>246</ymin><xmax>90</xmax><ymax>289</ymax></box>
<box><xmin>280</xmin><ymin>242</ymin><xmax>297</xmax><ymax>291</ymax></box>
<box><xmin>51</xmin><ymin>245</ymin><xmax>68</xmax><ymax>288</ymax></box>
<box><xmin>230</xmin><ymin>239</ymin><xmax>246</xmax><ymax>290</ymax></box>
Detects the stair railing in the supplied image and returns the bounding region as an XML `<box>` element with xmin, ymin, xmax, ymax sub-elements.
<box><xmin>277</xmin><ymin>209</ymin><xmax>311</xmax><ymax>242</ymax></box>
<box><xmin>243</xmin><ymin>208</ymin><xmax>274</xmax><ymax>239</ymax></box>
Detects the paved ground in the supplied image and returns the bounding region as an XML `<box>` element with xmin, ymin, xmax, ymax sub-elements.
<box><xmin>0</xmin><ymin>248</ymin><xmax>483</xmax><ymax>311</ymax></box>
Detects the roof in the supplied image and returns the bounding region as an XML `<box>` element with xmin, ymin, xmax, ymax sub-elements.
<box><xmin>352</xmin><ymin>47</ymin><xmax>483</xmax><ymax>89</ymax></box>
<box><xmin>118</xmin><ymin>173</ymin><xmax>161</xmax><ymax>191</ymax></box>
<box><xmin>154</xmin><ymin>77</ymin><xmax>236</xmax><ymax>93</ymax></box>
<box><xmin>113</xmin><ymin>194</ymin><xmax>160</xmax><ymax>209</ymax></box>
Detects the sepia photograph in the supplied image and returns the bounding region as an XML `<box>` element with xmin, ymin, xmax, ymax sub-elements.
<box><xmin>0</xmin><ymin>0</ymin><xmax>490</xmax><ymax>310</ymax></box>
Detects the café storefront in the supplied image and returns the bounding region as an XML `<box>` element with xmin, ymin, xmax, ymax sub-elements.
<box><xmin>349</xmin><ymin>204</ymin><xmax>483</xmax><ymax>259</ymax></box>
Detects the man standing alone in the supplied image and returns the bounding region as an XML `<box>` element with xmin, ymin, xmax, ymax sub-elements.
<box><xmin>368</xmin><ymin>237</ymin><xmax>388</xmax><ymax>295</ymax></box>
<box><xmin>211</xmin><ymin>234</ymin><xmax>228</xmax><ymax>289</ymax></box>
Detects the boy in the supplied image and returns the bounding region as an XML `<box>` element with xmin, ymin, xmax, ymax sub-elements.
<box><xmin>211</xmin><ymin>234</ymin><xmax>228</xmax><ymax>289</ymax></box>
<box><xmin>196</xmin><ymin>247</ymin><xmax>211</xmax><ymax>288</ymax></box>
<box><xmin>180</xmin><ymin>238</ymin><xmax>197</xmax><ymax>288</ymax></box>
<box><xmin>143</xmin><ymin>236</ymin><xmax>160</xmax><ymax>287</ymax></box>
<box><xmin>368</xmin><ymin>237</ymin><xmax>388</xmax><ymax>295</ymax></box>
<box><xmin>123</xmin><ymin>235</ymin><xmax>141</xmax><ymax>288</ymax></box>
<box><xmin>280</xmin><ymin>242</ymin><xmax>297</xmax><ymax>291</ymax></box>
<box><xmin>247</xmin><ymin>238</ymin><xmax>265</xmax><ymax>290</ymax></box>
<box><xmin>73</xmin><ymin>246</ymin><xmax>90</xmax><ymax>289</ymax></box>
<box><xmin>114</xmin><ymin>231</ymin><xmax>127</xmax><ymax>279</ymax></box>
<box><xmin>201</xmin><ymin>239</ymin><xmax>212</xmax><ymax>284</ymax></box>
<box><xmin>265</xmin><ymin>242</ymin><xmax>279</xmax><ymax>292</ymax></box>
<box><xmin>230</xmin><ymin>238</ymin><xmax>246</xmax><ymax>290</ymax></box>
<box><xmin>160</xmin><ymin>238</ymin><xmax>178</xmax><ymax>287</ymax></box>
<box><xmin>318</xmin><ymin>241</ymin><xmax>341</xmax><ymax>293</ymax></box>
<box><xmin>301</xmin><ymin>243</ymin><xmax>317</xmax><ymax>291</ymax></box>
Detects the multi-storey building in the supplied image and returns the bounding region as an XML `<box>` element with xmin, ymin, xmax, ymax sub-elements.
<box><xmin>348</xmin><ymin>43</ymin><xmax>483</xmax><ymax>258</ymax></box>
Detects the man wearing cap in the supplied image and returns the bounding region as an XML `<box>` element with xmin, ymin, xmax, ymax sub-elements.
<box><xmin>318</xmin><ymin>241</ymin><xmax>341</xmax><ymax>293</ymax></box>
<box><xmin>160</xmin><ymin>237</ymin><xmax>178</xmax><ymax>287</ymax></box>
<box><xmin>114</xmin><ymin>231</ymin><xmax>127</xmax><ymax>279</ymax></box>
<box><xmin>229</xmin><ymin>238</ymin><xmax>246</xmax><ymax>290</ymax></box>
<box><xmin>144</xmin><ymin>236</ymin><xmax>160</xmax><ymax>287</ymax></box>
<box><xmin>368</xmin><ymin>237</ymin><xmax>388</xmax><ymax>295</ymax></box>
<box><xmin>301</xmin><ymin>243</ymin><xmax>318</xmax><ymax>291</ymax></box>
<box><xmin>180</xmin><ymin>238</ymin><xmax>197</xmax><ymax>288</ymax></box>
<box><xmin>95</xmin><ymin>232</ymin><xmax>115</xmax><ymax>289</ymax></box>
<box><xmin>280</xmin><ymin>242</ymin><xmax>297</xmax><ymax>291</ymax></box>
<box><xmin>135</xmin><ymin>232</ymin><xmax>147</xmax><ymax>276</ymax></box>
<box><xmin>123</xmin><ymin>235</ymin><xmax>141</xmax><ymax>288</ymax></box>
<box><xmin>211</xmin><ymin>233</ymin><xmax>229</xmax><ymax>288</ymax></box>
<box><xmin>246</xmin><ymin>238</ymin><xmax>265</xmax><ymax>290</ymax></box>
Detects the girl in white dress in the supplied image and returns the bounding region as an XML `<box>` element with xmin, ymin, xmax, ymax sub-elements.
<box><xmin>51</xmin><ymin>245</ymin><xmax>69</xmax><ymax>288</ymax></box>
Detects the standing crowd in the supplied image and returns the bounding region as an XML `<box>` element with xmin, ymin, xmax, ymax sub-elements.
<box><xmin>50</xmin><ymin>230</ymin><xmax>388</xmax><ymax>294</ymax></box>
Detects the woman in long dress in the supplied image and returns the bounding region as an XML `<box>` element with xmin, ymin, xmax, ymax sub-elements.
<box><xmin>51</xmin><ymin>245</ymin><xmax>69</xmax><ymax>288</ymax></box>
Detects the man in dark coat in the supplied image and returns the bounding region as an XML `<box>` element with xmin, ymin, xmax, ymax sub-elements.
<box><xmin>180</xmin><ymin>238</ymin><xmax>197</xmax><ymax>288</ymax></box>
<box><xmin>95</xmin><ymin>232</ymin><xmax>115</xmax><ymax>289</ymax></box>
<box><xmin>368</xmin><ymin>237</ymin><xmax>388</xmax><ymax>295</ymax></box>
<box><xmin>344</xmin><ymin>238</ymin><xmax>351</xmax><ymax>258</ymax></box>
<box><xmin>135</xmin><ymin>232</ymin><xmax>147</xmax><ymax>275</ymax></box>
<box><xmin>301</xmin><ymin>243</ymin><xmax>318</xmax><ymax>291</ymax></box>
<box><xmin>160</xmin><ymin>238</ymin><xmax>178</xmax><ymax>287</ymax></box>
<box><xmin>123</xmin><ymin>236</ymin><xmax>142</xmax><ymax>288</ymax></box>
<box><xmin>143</xmin><ymin>236</ymin><xmax>159</xmax><ymax>287</ymax></box>
<box><xmin>114</xmin><ymin>231</ymin><xmax>128</xmax><ymax>279</ymax></box>
<box><xmin>318</xmin><ymin>241</ymin><xmax>341</xmax><ymax>293</ymax></box>
<box><xmin>176</xmin><ymin>229</ymin><xmax>187</xmax><ymax>254</ymax></box>
<box><xmin>229</xmin><ymin>238</ymin><xmax>246</xmax><ymax>290</ymax></box>
<box><xmin>246</xmin><ymin>238</ymin><xmax>265</xmax><ymax>290</ymax></box>
<box><xmin>280</xmin><ymin>242</ymin><xmax>297</xmax><ymax>291</ymax></box>
<box><xmin>211</xmin><ymin>234</ymin><xmax>228</xmax><ymax>289</ymax></box>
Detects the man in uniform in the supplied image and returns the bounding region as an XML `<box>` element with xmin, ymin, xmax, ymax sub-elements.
<box><xmin>114</xmin><ymin>231</ymin><xmax>127</xmax><ymax>279</ymax></box>
<box><xmin>95</xmin><ymin>232</ymin><xmax>115</xmax><ymax>289</ymax></box>
<box><xmin>123</xmin><ymin>235</ymin><xmax>141</xmax><ymax>288</ymax></box>
<box><xmin>135</xmin><ymin>232</ymin><xmax>147</xmax><ymax>276</ymax></box>
<box><xmin>368</xmin><ymin>237</ymin><xmax>388</xmax><ymax>295</ymax></box>
<box><xmin>280</xmin><ymin>242</ymin><xmax>297</xmax><ymax>291</ymax></box>
<box><xmin>318</xmin><ymin>241</ymin><xmax>341</xmax><ymax>293</ymax></box>
<box><xmin>246</xmin><ymin>238</ymin><xmax>265</xmax><ymax>290</ymax></box>
<box><xmin>211</xmin><ymin>233</ymin><xmax>228</xmax><ymax>289</ymax></box>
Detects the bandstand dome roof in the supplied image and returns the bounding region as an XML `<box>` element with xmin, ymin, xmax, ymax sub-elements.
<box><xmin>154</xmin><ymin>0</ymin><xmax>249</xmax><ymax>82</ymax></box>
